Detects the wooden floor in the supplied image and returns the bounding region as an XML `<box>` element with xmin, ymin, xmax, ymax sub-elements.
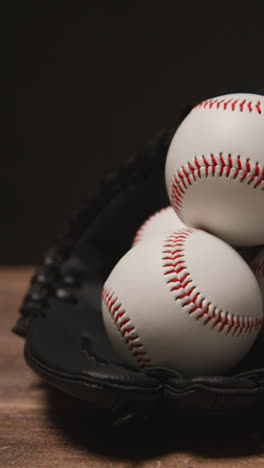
<box><xmin>2</xmin><ymin>267</ymin><xmax>264</xmax><ymax>467</ymax></box>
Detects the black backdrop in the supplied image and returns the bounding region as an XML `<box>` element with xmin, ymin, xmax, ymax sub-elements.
<box><xmin>2</xmin><ymin>2</ymin><xmax>264</xmax><ymax>264</ymax></box>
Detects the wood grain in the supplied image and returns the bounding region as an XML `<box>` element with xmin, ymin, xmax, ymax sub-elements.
<box><xmin>1</xmin><ymin>267</ymin><xmax>264</xmax><ymax>467</ymax></box>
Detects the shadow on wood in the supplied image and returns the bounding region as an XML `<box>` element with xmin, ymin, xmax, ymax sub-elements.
<box><xmin>44</xmin><ymin>385</ymin><xmax>264</xmax><ymax>461</ymax></box>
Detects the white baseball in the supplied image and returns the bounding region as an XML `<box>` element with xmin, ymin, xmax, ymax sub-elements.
<box><xmin>165</xmin><ymin>93</ymin><xmax>264</xmax><ymax>246</ymax></box>
<box><xmin>132</xmin><ymin>206</ymin><xmax>186</xmax><ymax>246</ymax></box>
<box><xmin>102</xmin><ymin>228</ymin><xmax>263</xmax><ymax>376</ymax></box>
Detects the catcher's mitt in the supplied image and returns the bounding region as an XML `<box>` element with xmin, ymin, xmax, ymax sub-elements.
<box><xmin>13</xmin><ymin>105</ymin><xmax>264</xmax><ymax>422</ymax></box>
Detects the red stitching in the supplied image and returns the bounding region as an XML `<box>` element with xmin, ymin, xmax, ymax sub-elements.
<box><xmin>169</xmin><ymin>153</ymin><xmax>264</xmax><ymax>221</ymax></box>
<box><xmin>194</xmin><ymin>157</ymin><xmax>201</xmax><ymax>178</ymax></box>
<box><xmin>194</xmin><ymin>96</ymin><xmax>263</xmax><ymax>114</ymax></box>
<box><xmin>102</xmin><ymin>287</ymin><xmax>151</xmax><ymax>367</ymax></box>
<box><xmin>240</xmin><ymin>100</ymin><xmax>246</xmax><ymax>111</ymax></box>
<box><xmin>209</xmin><ymin>99</ymin><xmax>217</xmax><ymax>108</ymax></box>
<box><xmin>256</xmin><ymin>101</ymin><xmax>262</xmax><ymax>114</ymax></box>
<box><xmin>231</xmin><ymin>99</ymin><xmax>238</xmax><ymax>111</ymax></box>
<box><xmin>217</xmin><ymin>99</ymin><xmax>225</xmax><ymax>108</ymax></box>
<box><xmin>163</xmin><ymin>230</ymin><xmax>263</xmax><ymax>336</ymax></box>
<box><xmin>224</xmin><ymin>98</ymin><xmax>233</xmax><ymax>110</ymax></box>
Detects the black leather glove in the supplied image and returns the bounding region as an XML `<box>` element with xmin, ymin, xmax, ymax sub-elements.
<box><xmin>13</xmin><ymin>107</ymin><xmax>264</xmax><ymax>421</ymax></box>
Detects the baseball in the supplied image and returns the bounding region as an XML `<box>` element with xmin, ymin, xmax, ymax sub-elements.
<box><xmin>165</xmin><ymin>93</ymin><xmax>264</xmax><ymax>246</ymax></box>
<box><xmin>102</xmin><ymin>228</ymin><xmax>263</xmax><ymax>376</ymax></box>
<box><xmin>132</xmin><ymin>206</ymin><xmax>186</xmax><ymax>246</ymax></box>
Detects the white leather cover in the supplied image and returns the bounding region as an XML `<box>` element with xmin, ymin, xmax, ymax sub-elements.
<box><xmin>102</xmin><ymin>229</ymin><xmax>263</xmax><ymax>376</ymax></box>
<box><xmin>165</xmin><ymin>93</ymin><xmax>264</xmax><ymax>246</ymax></box>
<box><xmin>132</xmin><ymin>206</ymin><xmax>186</xmax><ymax>246</ymax></box>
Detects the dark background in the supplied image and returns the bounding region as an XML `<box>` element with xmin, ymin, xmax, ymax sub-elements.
<box><xmin>2</xmin><ymin>2</ymin><xmax>264</xmax><ymax>264</ymax></box>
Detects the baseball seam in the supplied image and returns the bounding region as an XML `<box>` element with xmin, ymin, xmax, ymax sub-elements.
<box><xmin>163</xmin><ymin>229</ymin><xmax>263</xmax><ymax>336</ymax></box>
<box><xmin>132</xmin><ymin>206</ymin><xmax>171</xmax><ymax>246</ymax></box>
<box><xmin>102</xmin><ymin>286</ymin><xmax>151</xmax><ymax>368</ymax></box>
<box><xmin>194</xmin><ymin>96</ymin><xmax>263</xmax><ymax>114</ymax></box>
<box><xmin>169</xmin><ymin>153</ymin><xmax>264</xmax><ymax>220</ymax></box>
